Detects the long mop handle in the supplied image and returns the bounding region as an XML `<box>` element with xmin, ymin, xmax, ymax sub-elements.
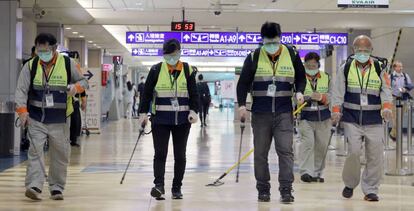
<box><xmin>120</xmin><ymin>128</ymin><xmax>145</xmax><ymax>184</ymax></box>
<box><xmin>235</xmin><ymin>118</ymin><xmax>246</xmax><ymax>183</ymax></box>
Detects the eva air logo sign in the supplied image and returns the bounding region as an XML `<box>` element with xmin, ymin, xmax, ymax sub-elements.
<box><xmin>337</xmin><ymin>0</ymin><xmax>389</xmax><ymax>8</ymax></box>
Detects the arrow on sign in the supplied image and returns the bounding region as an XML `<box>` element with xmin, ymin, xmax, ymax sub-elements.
<box><xmin>132</xmin><ymin>49</ymin><xmax>138</xmax><ymax>55</ymax></box>
<box><xmin>128</xmin><ymin>34</ymin><xmax>135</xmax><ymax>42</ymax></box>
<box><xmin>238</xmin><ymin>35</ymin><xmax>246</xmax><ymax>42</ymax></box>
<box><xmin>183</xmin><ymin>34</ymin><xmax>190</xmax><ymax>42</ymax></box>
<box><xmin>83</xmin><ymin>70</ymin><xmax>94</xmax><ymax>80</ymax></box>
<box><xmin>294</xmin><ymin>35</ymin><xmax>300</xmax><ymax>43</ymax></box>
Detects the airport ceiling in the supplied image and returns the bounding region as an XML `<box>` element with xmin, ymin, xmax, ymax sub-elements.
<box><xmin>20</xmin><ymin>0</ymin><xmax>414</xmax><ymax>67</ymax></box>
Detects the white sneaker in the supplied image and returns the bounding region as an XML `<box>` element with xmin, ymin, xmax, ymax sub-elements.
<box><xmin>25</xmin><ymin>187</ymin><xmax>42</xmax><ymax>201</ymax></box>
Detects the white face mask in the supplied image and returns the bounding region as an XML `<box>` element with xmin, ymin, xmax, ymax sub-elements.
<box><xmin>305</xmin><ymin>69</ymin><xmax>319</xmax><ymax>76</ymax></box>
<box><xmin>38</xmin><ymin>51</ymin><xmax>54</xmax><ymax>62</ymax></box>
<box><xmin>263</xmin><ymin>43</ymin><xmax>280</xmax><ymax>54</ymax></box>
<box><xmin>354</xmin><ymin>52</ymin><xmax>370</xmax><ymax>63</ymax></box>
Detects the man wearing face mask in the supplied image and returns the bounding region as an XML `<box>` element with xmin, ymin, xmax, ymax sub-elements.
<box><xmin>331</xmin><ymin>35</ymin><xmax>392</xmax><ymax>202</ymax></box>
<box><xmin>138</xmin><ymin>38</ymin><xmax>199</xmax><ymax>200</ymax></box>
<box><xmin>389</xmin><ymin>61</ymin><xmax>413</xmax><ymax>140</ymax></box>
<box><xmin>237</xmin><ymin>22</ymin><xmax>306</xmax><ymax>203</ymax></box>
<box><xmin>15</xmin><ymin>33</ymin><xmax>88</xmax><ymax>201</ymax></box>
<box><xmin>297</xmin><ymin>52</ymin><xmax>331</xmax><ymax>183</ymax></box>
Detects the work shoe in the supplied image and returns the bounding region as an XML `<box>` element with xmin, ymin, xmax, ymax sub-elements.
<box><xmin>364</xmin><ymin>193</ymin><xmax>379</xmax><ymax>202</ymax></box>
<box><xmin>50</xmin><ymin>190</ymin><xmax>64</xmax><ymax>200</ymax></box>
<box><xmin>279</xmin><ymin>187</ymin><xmax>294</xmax><ymax>204</ymax></box>
<box><xmin>25</xmin><ymin>187</ymin><xmax>42</xmax><ymax>201</ymax></box>
<box><xmin>150</xmin><ymin>186</ymin><xmax>165</xmax><ymax>200</ymax></box>
<box><xmin>342</xmin><ymin>187</ymin><xmax>354</xmax><ymax>199</ymax></box>
<box><xmin>257</xmin><ymin>190</ymin><xmax>271</xmax><ymax>202</ymax></box>
<box><xmin>300</xmin><ymin>174</ymin><xmax>313</xmax><ymax>183</ymax></box>
<box><xmin>171</xmin><ymin>187</ymin><xmax>183</xmax><ymax>200</ymax></box>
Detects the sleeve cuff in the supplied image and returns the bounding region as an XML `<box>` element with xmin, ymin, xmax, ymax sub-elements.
<box><xmin>320</xmin><ymin>94</ymin><xmax>328</xmax><ymax>105</ymax></box>
<box><xmin>75</xmin><ymin>83</ymin><xmax>85</xmax><ymax>93</ymax></box>
<box><xmin>383</xmin><ymin>102</ymin><xmax>393</xmax><ymax>110</ymax></box>
<box><xmin>332</xmin><ymin>105</ymin><xmax>341</xmax><ymax>113</ymax></box>
<box><xmin>16</xmin><ymin>107</ymin><xmax>28</xmax><ymax>114</ymax></box>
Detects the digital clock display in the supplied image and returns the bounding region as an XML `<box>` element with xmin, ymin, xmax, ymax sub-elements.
<box><xmin>171</xmin><ymin>22</ymin><xmax>195</xmax><ymax>31</ymax></box>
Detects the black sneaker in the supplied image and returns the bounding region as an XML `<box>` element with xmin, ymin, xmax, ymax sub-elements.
<box><xmin>171</xmin><ymin>187</ymin><xmax>183</xmax><ymax>200</ymax></box>
<box><xmin>25</xmin><ymin>187</ymin><xmax>42</xmax><ymax>201</ymax></box>
<box><xmin>258</xmin><ymin>191</ymin><xmax>271</xmax><ymax>202</ymax></box>
<box><xmin>301</xmin><ymin>174</ymin><xmax>313</xmax><ymax>183</ymax></box>
<box><xmin>203</xmin><ymin>123</ymin><xmax>207</xmax><ymax>127</ymax></box>
<box><xmin>342</xmin><ymin>187</ymin><xmax>353</xmax><ymax>199</ymax></box>
<box><xmin>150</xmin><ymin>186</ymin><xmax>165</xmax><ymax>200</ymax></box>
<box><xmin>70</xmin><ymin>143</ymin><xmax>80</xmax><ymax>147</ymax></box>
<box><xmin>311</xmin><ymin>177</ymin><xmax>325</xmax><ymax>183</ymax></box>
<box><xmin>364</xmin><ymin>193</ymin><xmax>379</xmax><ymax>202</ymax></box>
<box><xmin>50</xmin><ymin>190</ymin><xmax>64</xmax><ymax>200</ymax></box>
<box><xmin>279</xmin><ymin>187</ymin><xmax>294</xmax><ymax>204</ymax></box>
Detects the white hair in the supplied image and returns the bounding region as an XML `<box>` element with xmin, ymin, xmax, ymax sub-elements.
<box><xmin>352</xmin><ymin>35</ymin><xmax>373</xmax><ymax>49</ymax></box>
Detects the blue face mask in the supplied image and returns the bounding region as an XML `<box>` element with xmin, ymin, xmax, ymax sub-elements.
<box><xmin>263</xmin><ymin>43</ymin><xmax>280</xmax><ymax>55</ymax></box>
<box><xmin>354</xmin><ymin>52</ymin><xmax>370</xmax><ymax>63</ymax></box>
<box><xmin>38</xmin><ymin>51</ymin><xmax>54</xmax><ymax>62</ymax></box>
<box><xmin>164</xmin><ymin>54</ymin><xmax>180</xmax><ymax>66</ymax></box>
<box><xmin>305</xmin><ymin>69</ymin><xmax>319</xmax><ymax>76</ymax></box>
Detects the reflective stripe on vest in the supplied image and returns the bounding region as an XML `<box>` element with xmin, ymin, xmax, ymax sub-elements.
<box><xmin>343</xmin><ymin>102</ymin><xmax>381</xmax><ymax>110</ymax></box>
<box><xmin>156</xmin><ymin>105</ymin><xmax>190</xmax><ymax>111</ymax></box>
<box><xmin>251</xmin><ymin>90</ymin><xmax>293</xmax><ymax>97</ymax></box>
<box><xmin>28</xmin><ymin>54</ymin><xmax>74</xmax><ymax>121</ymax></box>
<box><xmin>151</xmin><ymin>62</ymin><xmax>192</xmax><ymax>125</ymax></box>
<box><xmin>29</xmin><ymin>100</ymin><xmax>67</xmax><ymax>109</ymax></box>
<box><xmin>302</xmin><ymin>105</ymin><xmax>329</xmax><ymax>111</ymax></box>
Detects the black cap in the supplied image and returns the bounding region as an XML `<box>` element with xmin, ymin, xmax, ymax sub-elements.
<box><xmin>260</xmin><ymin>22</ymin><xmax>281</xmax><ymax>39</ymax></box>
<box><xmin>163</xmin><ymin>38</ymin><xmax>181</xmax><ymax>54</ymax></box>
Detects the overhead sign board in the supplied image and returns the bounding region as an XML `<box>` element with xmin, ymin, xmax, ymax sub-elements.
<box><xmin>126</xmin><ymin>31</ymin><xmax>348</xmax><ymax>45</ymax></box>
<box><xmin>337</xmin><ymin>0</ymin><xmax>389</xmax><ymax>8</ymax></box>
<box><xmin>131</xmin><ymin>48</ymin><xmax>253</xmax><ymax>57</ymax></box>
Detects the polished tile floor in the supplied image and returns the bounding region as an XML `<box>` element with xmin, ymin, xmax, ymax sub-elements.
<box><xmin>1</xmin><ymin>109</ymin><xmax>414</xmax><ymax>211</ymax></box>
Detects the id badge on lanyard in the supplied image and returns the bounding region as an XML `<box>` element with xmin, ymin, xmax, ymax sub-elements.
<box><xmin>360</xmin><ymin>93</ymin><xmax>368</xmax><ymax>106</ymax></box>
<box><xmin>171</xmin><ymin>98</ymin><xmax>179</xmax><ymax>111</ymax></box>
<box><xmin>44</xmin><ymin>83</ymin><xmax>54</xmax><ymax>108</ymax></box>
<box><xmin>267</xmin><ymin>76</ymin><xmax>277</xmax><ymax>97</ymax></box>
